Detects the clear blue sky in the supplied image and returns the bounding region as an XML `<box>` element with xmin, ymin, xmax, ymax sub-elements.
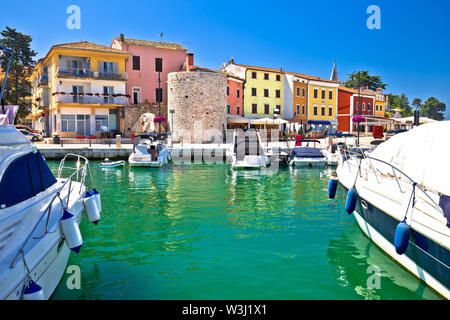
<box><xmin>1</xmin><ymin>0</ymin><xmax>449</xmax><ymax>118</ymax></box>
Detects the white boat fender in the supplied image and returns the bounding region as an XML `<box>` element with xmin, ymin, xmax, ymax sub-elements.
<box><xmin>394</xmin><ymin>220</ymin><xmax>410</xmax><ymax>255</ymax></box>
<box><xmin>22</xmin><ymin>279</ymin><xmax>45</xmax><ymax>300</ymax></box>
<box><xmin>84</xmin><ymin>191</ymin><xmax>100</xmax><ymax>225</ymax></box>
<box><xmin>91</xmin><ymin>188</ymin><xmax>101</xmax><ymax>213</ymax></box>
<box><xmin>345</xmin><ymin>188</ymin><xmax>358</xmax><ymax>214</ymax></box>
<box><xmin>60</xmin><ymin>209</ymin><xmax>83</xmax><ymax>253</ymax></box>
<box><xmin>328</xmin><ymin>174</ymin><xmax>339</xmax><ymax>199</ymax></box>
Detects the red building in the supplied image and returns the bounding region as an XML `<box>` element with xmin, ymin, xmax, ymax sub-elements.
<box><xmin>226</xmin><ymin>75</ymin><xmax>244</xmax><ymax>116</ymax></box>
<box><xmin>337</xmin><ymin>86</ymin><xmax>375</xmax><ymax>133</ymax></box>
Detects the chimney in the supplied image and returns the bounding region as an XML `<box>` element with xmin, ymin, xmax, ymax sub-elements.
<box><xmin>120</xmin><ymin>34</ymin><xmax>125</xmax><ymax>42</ymax></box>
<box><xmin>186</xmin><ymin>52</ymin><xmax>194</xmax><ymax>71</ymax></box>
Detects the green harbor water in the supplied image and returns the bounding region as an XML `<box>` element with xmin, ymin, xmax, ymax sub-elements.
<box><xmin>49</xmin><ymin>162</ymin><xmax>441</xmax><ymax>300</ymax></box>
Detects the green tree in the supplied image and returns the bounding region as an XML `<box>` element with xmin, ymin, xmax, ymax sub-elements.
<box><xmin>388</xmin><ymin>93</ymin><xmax>411</xmax><ymax>117</ymax></box>
<box><xmin>0</xmin><ymin>27</ymin><xmax>37</xmax><ymax>121</ymax></box>
<box><xmin>421</xmin><ymin>97</ymin><xmax>446</xmax><ymax>120</ymax></box>
<box><xmin>344</xmin><ymin>71</ymin><xmax>387</xmax><ymax>91</ymax></box>
<box><xmin>412</xmin><ymin>98</ymin><xmax>422</xmax><ymax>111</ymax></box>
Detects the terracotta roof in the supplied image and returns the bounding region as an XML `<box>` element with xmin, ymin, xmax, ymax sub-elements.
<box><xmin>338</xmin><ymin>86</ymin><xmax>375</xmax><ymax>96</ymax></box>
<box><xmin>285</xmin><ymin>71</ymin><xmax>339</xmax><ymax>84</ymax></box>
<box><xmin>234</xmin><ymin>64</ymin><xmax>283</xmax><ymax>74</ymax></box>
<box><xmin>52</xmin><ymin>41</ymin><xmax>127</xmax><ymax>54</ymax></box>
<box><xmin>114</xmin><ymin>38</ymin><xmax>186</xmax><ymax>51</ymax></box>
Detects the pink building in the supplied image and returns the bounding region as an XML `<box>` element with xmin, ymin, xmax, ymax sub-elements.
<box><xmin>111</xmin><ymin>34</ymin><xmax>187</xmax><ymax>105</ymax></box>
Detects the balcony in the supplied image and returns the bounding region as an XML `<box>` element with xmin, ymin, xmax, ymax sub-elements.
<box><xmin>56</xmin><ymin>67</ymin><xmax>127</xmax><ymax>81</ymax></box>
<box><xmin>54</xmin><ymin>93</ymin><xmax>128</xmax><ymax>105</ymax></box>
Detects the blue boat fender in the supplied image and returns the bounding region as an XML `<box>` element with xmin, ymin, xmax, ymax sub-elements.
<box><xmin>345</xmin><ymin>188</ymin><xmax>358</xmax><ymax>214</ymax></box>
<box><xmin>328</xmin><ymin>175</ymin><xmax>339</xmax><ymax>199</ymax></box>
<box><xmin>394</xmin><ymin>220</ymin><xmax>410</xmax><ymax>255</ymax></box>
<box><xmin>22</xmin><ymin>279</ymin><xmax>45</xmax><ymax>300</ymax></box>
<box><xmin>60</xmin><ymin>210</ymin><xmax>83</xmax><ymax>253</ymax></box>
<box><xmin>84</xmin><ymin>191</ymin><xmax>100</xmax><ymax>225</ymax></box>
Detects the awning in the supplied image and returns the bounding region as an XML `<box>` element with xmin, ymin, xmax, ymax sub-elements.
<box><xmin>308</xmin><ymin>120</ymin><xmax>331</xmax><ymax>125</ymax></box>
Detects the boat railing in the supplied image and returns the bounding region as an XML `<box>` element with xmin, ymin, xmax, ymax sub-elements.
<box><xmin>337</xmin><ymin>145</ymin><xmax>446</xmax><ymax>218</ymax></box>
<box><xmin>9</xmin><ymin>154</ymin><xmax>91</xmax><ymax>269</ymax></box>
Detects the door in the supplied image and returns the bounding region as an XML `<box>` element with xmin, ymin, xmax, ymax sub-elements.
<box><xmin>76</xmin><ymin>115</ymin><xmax>90</xmax><ymax>136</ymax></box>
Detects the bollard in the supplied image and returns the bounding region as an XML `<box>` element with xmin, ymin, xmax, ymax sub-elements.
<box><xmin>116</xmin><ymin>135</ymin><xmax>121</xmax><ymax>148</ymax></box>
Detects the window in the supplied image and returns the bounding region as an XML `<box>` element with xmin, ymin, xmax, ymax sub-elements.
<box><xmin>95</xmin><ymin>115</ymin><xmax>109</xmax><ymax>132</ymax></box>
<box><xmin>252</xmin><ymin>103</ymin><xmax>257</xmax><ymax>114</ymax></box>
<box><xmin>321</xmin><ymin>89</ymin><xmax>326</xmax><ymax>100</ymax></box>
<box><xmin>264</xmin><ymin>89</ymin><xmax>269</xmax><ymax>97</ymax></box>
<box><xmin>237</xmin><ymin>89</ymin><xmax>240</xmax><ymax>98</ymax></box>
<box><xmin>276</xmin><ymin>75</ymin><xmax>281</xmax><ymax>81</ymax></box>
<box><xmin>155</xmin><ymin>58</ymin><xmax>163</xmax><ymax>72</ymax></box>
<box><xmin>328</xmin><ymin>105</ymin><xmax>333</xmax><ymax>116</ymax></box>
<box><xmin>376</xmin><ymin>105</ymin><xmax>379</xmax><ymax>111</ymax></box>
<box><xmin>264</xmin><ymin>104</ymin><xmax>270</xmax><ymax>114</ymax></box>
<box><xmin>227</xmin><ymin>104</ymin><xmax>230</xmax><ymax>114</ymax></box>
<box><xmin>133</xmin><ymin>56</ymin><xmax>140</xmax><ymax>71</ymax></box>
<box><xmin>329</xmin><ymin>89</ymin><xmax>333</xmax><ymax>100</ymax></box>
<box><xmin>321</xmin><ymin>105</ymin><xmax>325</xmax><ymax>116</ymax></box>
<box><xmin>76</xmin><ymin>114</ymin><xmax>90</xmax><ymax>136</ymax></box>
<box><xmin>276</xmin><ymin>90</ymin><xmax>281</xmax><ymax>98</ymax></box>
<box><xmin>368</xmin><ymin>103</ymin><xmax>371</xmax><ymax>111</ymax></box>
<box><xmin>362</xmin><ymin>103</ymin><xmax>365</xmax><ymax>111</ymax></box>
<box><xmin>275</xmin><ymin>105</ymin><xmax>281</xmax><ymax>114</ymax></box>
<box><xmin>264</xmin><ymin>73</ymin><xmax>269</xmax><ymax>80</ymax></box>
<box><xmin>252</xmin><ymin>88</ymin><xmax>257</xmax><ymax>96</ymax></box>
<box><xmin>302</xmin><ymin>88</ymin><xmax>305</xmax><ymax>97</ymax></box>
<box><xmin>252</xmin><ymin>72</ymin><xmax>257</xmax><ymax>79</ymax></box>
<box><xmin>155</xmin><ymin>88</ymin><xmax>163</xmax><ymax>103</ymax></box>
<box><xmin>237</xmin><ymin>106</ymin><xmax>240</xmax><ymax>114</ymax></box>
<box><xmin>61</xmin><ymin>114</ymin><xmax>75</xmax><ymax>132</ymax></box>
<box><xmin>227</xmin><ymin>86</ymin><xmax>230</xmax><ymax>96</ymax></box>
<box><xmin>132</xmin><ymin>87</ymin><xmax>141</xmax><ymax>104</ymax></box>
<box><xmin>314</xmin><ymin>88</ymin><xmax>318</xmax><ymax>99</ymax></box>
<box><xmin>296</xmin><ymin>104</ymin><xmax>300</xmax><ymax>114</ymax></box>
<box><xmin>0</xmin><ymin>152</ymin><xmax>56</xmax><ymax>208</ymax></box>
<box><xmin>72</xmin><ymin>85</ymin><xmax>83</xmax><ymax>103</ymax></box>
<box><xmin>296</xmin><ymin>87</ymin><xmax>300</xmax><ymax>97</ymax></box>
<box><xmin>314</xmin><ymin>104</ymin><xmax>318</xmax><ymax>116</ymax></box>
<box><xmin>356</xmin><ymin>101</ymin><xmax>360</xmax><ymax>111</ymax></box>
<box><xmin>103</xmin><ymin>86</ymin><xmax>114</xmax><ymax>104</ymax></box>
<box><xmin>302</xmin><ymin>105</ymin><xmax>305</xmax><ymax>115</ymax></box>
<box><xmin>380</xmin><ymin>105</ymin><xmax>383</xmax><ymax>112</ymax></box>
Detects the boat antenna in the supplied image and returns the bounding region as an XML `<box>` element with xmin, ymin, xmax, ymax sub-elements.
<box><xmin>0</xmin><ymin>45</ymin><xmax>12</xmax><ymax>103</ymax></box>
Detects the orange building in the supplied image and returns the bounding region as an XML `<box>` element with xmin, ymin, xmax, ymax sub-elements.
<box><xmin>292</xmin><ymin>78</ymin><xmax>308</xmax><ymax>125</ymax></box>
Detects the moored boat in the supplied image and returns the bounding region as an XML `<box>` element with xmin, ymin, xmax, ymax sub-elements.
<box><xmin>99</xmin><ymin>159</ymin><xmax>125</xmax><ymax>168</ymax></box>
<box><xmin>229</xmin><ymin>130</ymin><xmax>270</xmax><ymax>170</ymax></box>
<box><xmin>0</xmin><ymin>125</ymin><xmax>100</xmax><ymax>300</ymax></box>
<box><xmin>333</xmin><ymin>121</ymin><xmax>450</xmax><ymax>299</ymax></box>
<box><xmin>129</xmin><ymin>133</ymin><xmax>170</xmax><ymax>168</ymax></box>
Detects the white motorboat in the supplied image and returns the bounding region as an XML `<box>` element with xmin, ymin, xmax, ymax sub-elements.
<box><xmin>128</xmin><ymin>133</ymin><xmax>170</xmax><ymax>168</ymax></box>
<box><xmin>99</xmin><ymin>158</ymin><xmax>125</xmax><ymax>168</ymax></box>
<box><xmin>0</xmin><ymin>125</ymin><xmax>100</xmax><ymax>300</ymax></box>
<box><xmin>289</xmin><ymin>144</ymin><xmax>327</xmax><ymax>167</ymax></box>
<box><xmin>333</xmin><ymin>121</ymin><xmax>450</xmax><ymax>299</ymax></box>
<box><xmin>229</xmin><ymin>130</ymin><xmax>270</xmax><ymax>170</ymax></box>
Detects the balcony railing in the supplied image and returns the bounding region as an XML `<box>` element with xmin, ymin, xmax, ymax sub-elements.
<box><xmin>57</xmin><ymin>67</ymin><xmax>127</xmax><ymax>81</ymax></box>
<box><xmin>55</xmin><ymin>94</ymin><xmax>128</xmax><ymax>105</ymax></box>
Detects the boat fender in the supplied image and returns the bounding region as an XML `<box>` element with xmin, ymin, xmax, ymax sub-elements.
<box><xmin>22</xmin><ymin>279</ymin><xmax>45</xmax><ymax>300</ymax></box>
<box><xmin>84</xmin><ymin>191</ymin><xmax>100</xmax><ymax>225</ymax></box>
<box><xmin>345</xmin><ymin>188</ymin><xmax>358</xmax><ymax>214</ymax></box>
<box><xmin>328</xmin><ymin>175</ymin><xmax>339</xmax><ymax>199</ymax></box>
<box><xmin>91</xmin><ymin>188</ymin><xmax>102</xmax><ymax>213</ymax></box>
<box><xmin>394</xmin><ymin>220</ymin><xmax>410</xmax><ymax>255</ymax></box>
<box><xmin>60</xmin><ymin>210</ymin><xmax>83</xmax><ymax>253</ymax></box>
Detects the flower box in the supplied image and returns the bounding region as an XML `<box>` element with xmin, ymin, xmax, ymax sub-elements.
<box><xmin>88</xmin><ymin>135</ymin><xmax>97</xmax><ymax>139</ymax></box>
<box><xmin>76</xmin><ymin>135</ymin><xmax>85</xmax><ymax>139</ymax></box>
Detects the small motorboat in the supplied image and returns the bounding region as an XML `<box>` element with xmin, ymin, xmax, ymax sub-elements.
<box><xmin>289</xmin><ymin>146</ymin><xmax>327</xmax><ymax>167</ymax></box>
<box><xmin>129</xmin><ymin>133</ymin><xmax>170</xmax><ymax>168</ymax></box>
<box><xmin>99</xmin><ymin>158</ymin><xmax>125</xmax><ymax>168</ymax></box>
<box><xmin>228</xmin><ymin>130</ymin><xmax>270</xmax><ymax>170</ymax></box>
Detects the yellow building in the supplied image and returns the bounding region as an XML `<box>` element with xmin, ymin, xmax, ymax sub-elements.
<box><xmin>30</xmin><ymin>41</ymin><xmax>131</xmax><ymax>137</ymax></box>
<box><xmin>232</xmin><ymin>64</ymin><xmax>283</xmax><ymax>117</ymax></box>
<box><xmin>306</xmin><ymin>76</ymin><xmax>339</xmax><ymax>131</ymax></box>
